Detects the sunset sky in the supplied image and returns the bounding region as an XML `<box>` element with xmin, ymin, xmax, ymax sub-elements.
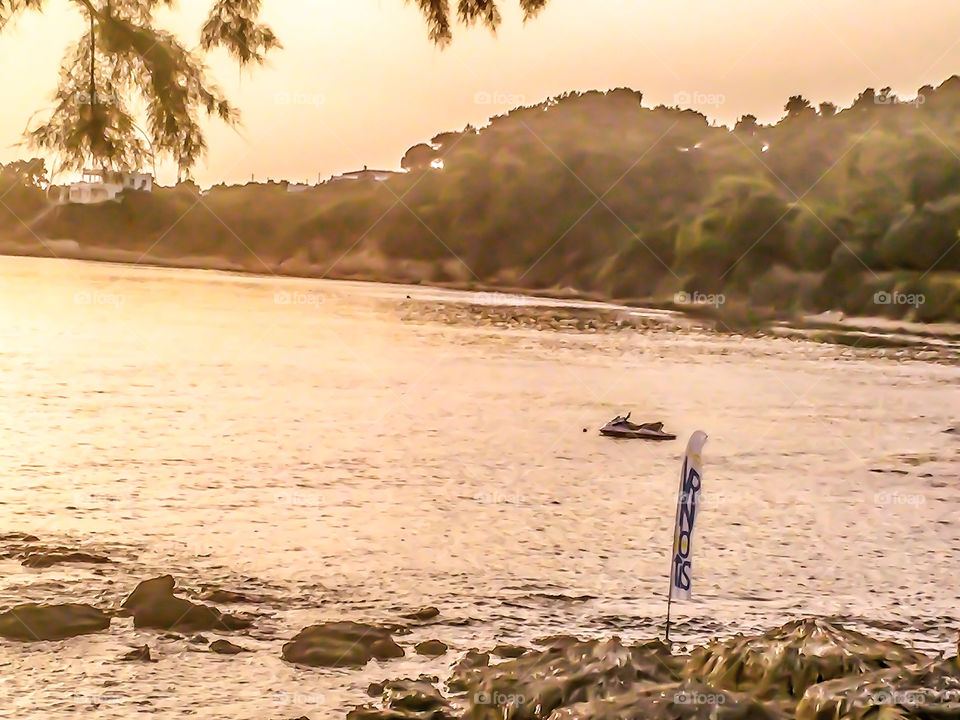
<box><xmin>2</xmin><ymin>0</ymin><xmax>960</xmax><ymax>186</ymax></box>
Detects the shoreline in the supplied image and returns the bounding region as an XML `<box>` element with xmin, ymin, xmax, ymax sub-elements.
<box><xmin>2</xmin><ymin>239</ymin><xmax>959</xmax><ymax>354</ymax></box>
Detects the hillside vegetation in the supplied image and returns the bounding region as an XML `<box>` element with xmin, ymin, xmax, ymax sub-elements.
<box><xmin>3</xmin><ymin>79</ymin><xmax>960</xmax><ymax>321</ymax></box>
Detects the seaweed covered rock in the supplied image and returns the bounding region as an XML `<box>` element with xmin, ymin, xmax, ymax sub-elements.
<box><xmin>282</xmin><ymin>621</ymin><xmax>404</xmax><ymax>668</ymax></box>
<box><xmin>0</xmin><ymin>603</ymin><xmax>110</xmax><ymax>641</ymax></box>
<box><xmin>447</xmin><ymin>650</ymin><xmax>491</xmax><ymax>694</ymax></box>
<box><xmin>797</xmin><ymin>656</ymin><xmax>960</xmax><ymax>720</ymax></box>
<box><xmin>548</xmin><ymin>681</ymin><xmax>788</xmax><ymax>720</ymax></box>
<box><xmin>683</xmin><ymin>619</ymin><xmax>931</xmax><ymax>700</ymax></box>
<box><xmin>348</xmin><ymin>677</ymin><xmax>456</xmax><ymax>720</ymax></box>
<box><xmin>120</xmin><ymin>575</ymin><xmax>252</xmax><ymax>632</ymax></box>
<box><xmin>454</xmin><ymin>637</ymin><xmax>684</xmax><ymax>719</ymax></box>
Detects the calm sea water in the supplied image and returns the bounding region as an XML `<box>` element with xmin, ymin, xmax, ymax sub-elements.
<box><xmin>0</xmin><ymin>256</ymin><xmax>957</xmax><ymax>718</ymax></box>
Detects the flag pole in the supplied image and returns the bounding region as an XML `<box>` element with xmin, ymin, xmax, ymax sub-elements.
<box><xmin>665</xmin><ymin>456</ymin><xmax>685</xmax><ymax>644</ymax></box>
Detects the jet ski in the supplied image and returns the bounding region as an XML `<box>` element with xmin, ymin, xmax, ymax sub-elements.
<box><xmin>599</xmin><ymin>412</ymin><xmax>676</xmax><ymax>440</ymax></box>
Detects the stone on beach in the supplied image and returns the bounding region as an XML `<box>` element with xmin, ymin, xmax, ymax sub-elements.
<box><xmin>282</xmin><ymin>621</ymin><xmax>404</xmax><ymax>668</ymax></box>
<box><xmin>210</xmin><ymin>639</ymin><xmax>248</xmax><ymax>654</ymax></box>
<box><xmin>120</xmin><ymin>575</ymin><xmax>253</xmax><ymax>632</ymax></box>
<box><xmin>414</xmin><ymin>639</ymin><xmax>448</xmax><ymax>656</ymax></box>
<box><xmin>0</xmin><ymin>603</ymin><xmax>110</xmax><ymax>641</ymax></box>
<box><xmin>348</xmin><ymin>677</ymin><xmax>455</xmax><ymax>720</ymax></box>
<box><xmin>120</xmin><ymin>644</ymin><xmax>155</xmax><ymax>662</ymax></box>
<box><xmin>402</xmin><ymin>606</ymin><xmax>440</xmax><ymax>621</ymax></box>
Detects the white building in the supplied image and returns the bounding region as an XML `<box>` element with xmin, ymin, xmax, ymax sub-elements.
<box><xmin>331</xmin><ymin>165</ymin><xmax>403</xmax><ymax>183</ymax></box>
<box><xmin>68</xmin><ymin>169</ymin><xmax>153</xmax><ymax>205</ymax></box>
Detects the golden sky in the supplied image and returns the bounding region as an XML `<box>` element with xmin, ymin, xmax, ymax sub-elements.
<box><xmin>2</xmin><ymin>0</ymin><xmax>960</xmax><ymax>186</ymax></box>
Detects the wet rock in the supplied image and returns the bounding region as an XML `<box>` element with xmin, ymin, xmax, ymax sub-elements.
<box><xmin>402</xmin><ymin>606</ymin><xmax>440</xmax><ymax>621</ymax></box>
<box><xmin>199</xmin><ymin>589</ymin><xmax>251</xmax><ymax>604</ymax></box>
<box><xmin>415</xmin><ymin>639</ymin><xmax>448</xmax><ymax>656</ymax></box>
<box><xmin>548</xmin><ymin>681</ymin><xmax>787</xmax><ymax>720</ymax></box>
<box><xmin>447</xmin><ymin>650</ymin><xmax>490</xmax><ymax>693</ymax></box>
<box><xmin>210</xmin><ymin>639</ymin><xmax>247</xmax><ymax>655</ymax></box>
<box><xmin>683</xmin><ymin>618</ymin><xmax>931</xmax><ymax>700</ymax></box>
<box><xmin>282</xmin><ymin>621</ymin><xmax>405</xmax><ymax>668</ymax></box>
<box><xmin>120</xmin><ymin>644</ymin><xmax>154</xmax><ymax>662</ymax></box>
<box><xmin>797</xmin><ymin>656</ymin><xmax>960</xmax><ymax>720</ymax></box>
<box><xmin>0</xmin><ymin>603</ymin><xmax>110</xmax><ymax>641</ymax></box>
<box><xmin>492</xmin><ymin>643</ymin><xmax>528</xmax><ymax>659</ymax></box>
<box><xmin>534</xmin><ymin>634</ymin><xmax>581</xmax><ymax>648</ymax></box>
<box><xmin>458</xmin><ymin>636</ymin><xmax>682</xmax><ymax>719</ymax></box>
<box><xmin>120</xmin><ymin>575</ymin><xmax>253</xmax><ymax>632</ymax></box>
<box><xmin>21</xmin><ymin>550</ymin><xmax>112</xmax><ymax>568</ymax></box>
<box><xmin>348</xmin><ymin>677</ymin><xmax>455</xmax><ymax>720</ymax></box>
<box><xmin>0</xmin><ymin>532</ymin><xmax>39</xmax><ymax>543</ymax></box>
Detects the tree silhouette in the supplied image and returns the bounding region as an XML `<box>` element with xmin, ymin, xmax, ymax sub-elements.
<box><xmin>734</xmin><ymin>114</ymin><xmax>760</xmax><ymax>135</ymax></box>
<box><xmin>783</xmin><ymin>95</ymin><xmax>816</xmax><ymax>122</ymax></box>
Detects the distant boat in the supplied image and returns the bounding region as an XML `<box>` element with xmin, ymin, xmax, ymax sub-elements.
<box><xmin>600</xmin><ymin>413</ymin><xmax>677</xmax><ymax>440</ymax></box>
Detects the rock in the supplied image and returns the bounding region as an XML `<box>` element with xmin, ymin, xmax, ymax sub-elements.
<box><xmin>372</xmin><ymin>637</ymin><xmax>405</xmax><ymax>660</ymax></box>
<box><xmin>120</xmin><ymin>575</ymin><xmax>252</xmax><ymax>632</ymax></box>
<box><xmin>402</xmin><ymin>606</ymin><xmax>440</xmax><ymax>621</ymax></box>
<box><xmin>366</xmin><ymin>681</ymin><xmax>385</xmax><ymax>697</ymax></box>
<box><xmin>0</xmin><ymin>603</ymin><xmax>110</xmax><ymax>641</ymax></box>
<box><xmin>548</xmin><ymin>681</ymin><xmax>787</xmax><ymax>720</ymax></box>
<box><xmin>199</xmin><ymin>588</ymin><xmax>251</xmax><ymax>604</ymax></box>
<box><xmin>447</xmin><ymin>650</ymin><xmax>491</xmax><ymax>693</ymax></box>
<box><xmin>282</xmin><ymin>621</ymin><xmax>405</xmax><ymax>668</ymax></box>
<box><xmin>0</xmin><ymin>532</ymin><xmax>39</xmax><ymax>543</ymax></box>
<box><xmin>534</xmin><ymin>634</ymin><xmax>582</xmax><ymax>648</ymax></box>
<box><xmin>120</xmin><ymin>644</ymin><xmax>154</xmax><ymax>662</ymax></box>
<box><xmin>415</xmin><ymin>639</ymin><xmax>448</xmax><ymax>656</ymax></box>
<box><xmin>945</xmin><ymin>426</ymin><xmax>960</xmax><ymax>435</ymax></box>
<box><xmin>492</xmin><ymin>643</ymin><xmax>528</xmax><ymax>658</ymax></box>
<box><xmin>21</xmin><ymin>550</ymin><xmax>112</xmax><ymax>568</ymax></box>
<box><xmin>392</xmin><ymin>637</ymin><xmax>684</xmax><ymax>719</ymax></box>
<box><xmin>683</xmin><ymin>618</ymin><xmax>931</xmax><ymax>700</ymax></box>
<box><xmin>188</xmin><ymin>634</ymin><xmax>210</xmax><ymax>645</ymax></box>
<box><xmin>797</xmin><ymin>656</ymin><xmax>960</xmax><ymax>720</ymax></box>
<box><xmin>210</xmin><ymin>639</ymin><xmax>247</xmax><ymax>655</ymax></box>
<box><xmin>348</xmin><ymin>677</ymin><xmax>455</xmax><ymax>720</ymax></box>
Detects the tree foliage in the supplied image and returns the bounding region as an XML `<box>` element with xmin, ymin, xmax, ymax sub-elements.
<box><xmin>0</xmin><ymin>0</ymin><xmax>548</xmax><ymax>174</ymax></box>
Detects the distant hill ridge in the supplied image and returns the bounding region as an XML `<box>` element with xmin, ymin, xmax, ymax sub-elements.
<box><xmin>2</xmin><ymin>78</ymin><xmax>960</xmax><ymax>322</ymax></box>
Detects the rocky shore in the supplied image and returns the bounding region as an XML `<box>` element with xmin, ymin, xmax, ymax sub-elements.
<box><xmin>1</xmin><ymin>533</ymin><xmax>957</xmax><ymax>719</ymax></box>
